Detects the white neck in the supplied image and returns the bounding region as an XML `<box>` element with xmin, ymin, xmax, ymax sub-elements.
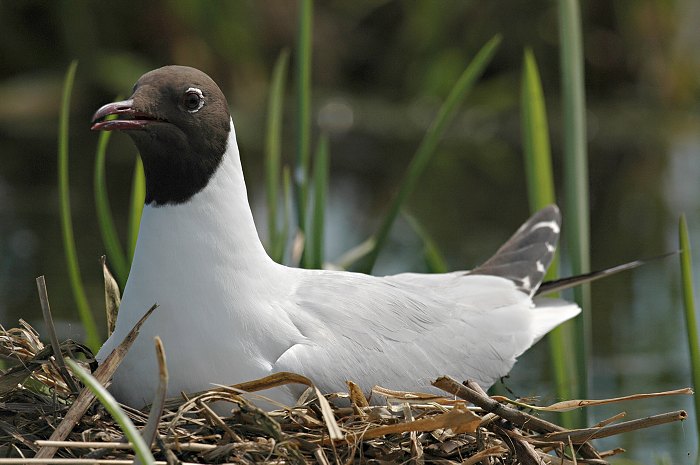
<box><xmin>133</xmin><ymin>119</ymin><xmax>274</xmax><ymax>276</ymax></box>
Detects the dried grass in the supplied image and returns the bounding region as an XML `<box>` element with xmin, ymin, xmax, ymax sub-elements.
<box><xmin>0</xmin><ymin>293</ymin><xmax>691</xmax><ymax>464</ymax></box>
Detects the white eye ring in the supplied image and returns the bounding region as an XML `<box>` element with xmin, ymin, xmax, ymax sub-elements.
<box><xmin>183</xmin><ymin>87</ymin><xmax>205</xmax><ymax>113</ymax></box>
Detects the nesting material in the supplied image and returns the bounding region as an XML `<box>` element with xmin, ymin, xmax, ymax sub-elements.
<box><xmin>0</xmin><ymin>316</ymin><xmax>690</xmax><ymax>465</ymax></box>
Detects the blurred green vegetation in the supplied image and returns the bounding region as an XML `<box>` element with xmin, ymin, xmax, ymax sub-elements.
<box><xmin>0</xmin><ymin>1</ymin><xmax>698</xmax><ymax>460</ymax></box>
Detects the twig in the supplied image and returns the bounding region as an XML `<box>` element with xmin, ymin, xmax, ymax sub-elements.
<box><xmin>513</xmin><ymin>435</ymin><xmax>545</xmax><ymax>465</ymax></box>
<box><xmin>461</xmin><ymin>445</ymin><xmax>508</xmax><ymax>465</ymax></box>
<box><xmin>34</xmin><ymin>441</ymin><xmax>133</xmax><ymax>450</ymax></box>
<box><xmin>34</xmin><ymin>440</ymin><xmax>216</xmax><ymax>452</ymax></box>
<box><xmin>403</xmin><ymin>402</ymin><xmax>424</xmax><ymax>465</ymax></box>
<box><xmin>34</xmin><ymin>305</ymin><xmax>158</xmax><ymax>460</ymax></box>
<box><xmin>36</xmin><ymin>276</ymin><xmax>79</xmax><ymax>395</ymax></box>
<box><xmin>543</xmin><ymin>410</ymin><xmax>687</xmax><ymax>443</ymax></box>
<box><xmin>139</xmin><ymin>337</ymin><xmax>169</xmax><ymax>449</ymax></box>
<box><xmin>0</xmin><ymin>419</ymin><xmax>39</xmax><ymax>452</ymax></box>
<box><xmin>569</xmin><ymin>435</ymin><xmax>577</xmax><ymax>465</ymax></box>
<box><xmin>312</xmin><ymin>447</ymin><xmax>331</xmax><ymax>465</ymax></box>
<box><xmin>0</xmin><ymin>459</ymin><xmax>197</xmax><ymax>464</ymax></box>
<box><xmin>497</xmin><ymin>387</ymin><xmax>693</xmax><ymax>412</ymax></box>
<box><xmin>432</xmin><ymin>377</ymin><xmax>602</xmax><ymax>460</ymax></box>
<box><xmin>434</xmin><ymin>377</ymin><xmax>562</xmax><ymax>433</ymax></box>
<box><xmin>216</xmin><ymin>371</ymin><xmax>343</xmax><ymax>440</ymax></box>
<box><xmin>494</xmin><ymin>424</ymin><xmax>542</xmax><ymax>465</ymax></box>
<box><xmin>593</xmin><ymin>412</ymin><xmax>626</xmax><ymax>428</ymax></box>
<box><xmin>598</xmin><ymin>448</ymin><xmax>625</xmax><ymax>458</ymax></box>
<box><xmin>196</xmin><ymin>399</ymin><xmax>242</xmax><ymax>442</ymax></box>
<box><xmin>100</xmin><ymin>256</ymin><xmax>121</xmax><ymax>337</ymax></box>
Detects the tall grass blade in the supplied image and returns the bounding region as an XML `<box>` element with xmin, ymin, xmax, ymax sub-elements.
<box><xmin>521</xmin><ymin>48</ymin><xmax>578</xmax><ymax>427</ymax></box>
<box><xmin>295</xmin><ymin>0</ymin><xmax>313</xmax><ymax>246</ymax></box>
<box><xmin>94</xmin><ymin>128</ymin><xmax>128</xmax><ymax>288</ymax></box>
<box><xmin>128</xmin><ymin>156</ymin><xmax>145</xmax><ymax>261</ymax></box>
<box><xmin>558</xmin><ymin>0</ymin><xmax>591</xmax><ymax>403</ymax></box>
<box><xmin>276</xmin><ymin>166</ymin><xmax>293</xmax><ymax>264</ymax></box>
<box><xmin>403</xmin><ymin>212</ymin><xmax>448</xmax><ymax>273</ymax></box>
<box><xmin>333</xmin><ymin>237</ymin><xmax>376</xmax><ymax>270</ymax></box>
<box><xmin>266</xmin><ymin>49</ymin><xmax>290</xmax><ymax>261</ymax></box>
<box><xmin>521</xmin><ymin>50</ymin><xmax>555</xmax><ymax>210</ymax></box>
<box><xmin>58</xmin><ymin>60</ymin><xmax>100</xmax><ymax>352</ymax></box>
<box><xmin>679</xmin><ymin>214</ymin><xmax>700</xmax><ymax>440</ymax></box>
<box><xmin>66</xmin><ymin>359</ymin><xmax>155</xmax><ymax>465</ymax></box>
<box><xmin>308</xmin><ymin>134</ymin><xmax>329</xmax><ymax>269</ymax></box>
<box><xmin>357</xmin><ymin>35</ymin><xmax>502</xmax><ymax>274</ymax></box>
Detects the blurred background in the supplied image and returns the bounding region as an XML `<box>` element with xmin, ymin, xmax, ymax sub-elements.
<box><xmin>0</xmin><ymin>0</ymin><xmax>699</xmax><ymax>461</ymax></box>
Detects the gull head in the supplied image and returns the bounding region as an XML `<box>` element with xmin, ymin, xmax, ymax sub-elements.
<box><xmin>91</xmin><ymin>66</ymin><xmax>232</xmax><ymax>205</ymax></box>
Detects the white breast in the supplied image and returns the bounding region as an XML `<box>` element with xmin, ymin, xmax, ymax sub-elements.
<box><xmin>97</xmin><ymin>121</ymin><xmax>304</xmax><ymax>407</ymax></box>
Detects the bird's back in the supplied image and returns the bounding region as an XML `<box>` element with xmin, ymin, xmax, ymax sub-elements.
<box><xmin>274</xmin><ymin>206</ymin><xmax>580</xmax><ymax>398</ymax></box>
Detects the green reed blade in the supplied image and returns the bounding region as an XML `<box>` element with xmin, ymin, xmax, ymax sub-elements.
<box><xmin>295</xmin><ymin>0</ymin><xmax>313</xmax><ymax>241</ymax></box>
<box><xmin>403</xmin><ymin>212</ymin><xmax>448</xmax><ymax>274</ymax></box>
<box><xmin>94</xmin><ymin>128</ymin><xmax>128</xmax><ymax>288</ymax></box>
<box><xmin>58</xmin><ymin>60</ymin><xmax>100</xmax><ymax>351</ymax></box>
<box><xmin>558</xmin><ymin>0</ymin><xmax>591</xmax><ymax>403</ymax></box>
<box><xmin>521</xmin><ymin>49</ymin><xmax>555</xmax><ymax>210</ymax></box>
<box><xmin>522</xmin><ymin>48</ymin><xmax>579</xmax><ymax>428</ymax></box>
<box><xmin>275</xmin><ymin>166</ymin><xmax>293</xmax><ymax>264</ymax></box>
<box><xmin>266</xmin><ymin>49</ymin><xmax>290</xmax><ymax>261</ymax></box>
<box><xmin>128</xmin><ymin>156</ymin><xmax>145</xmax><ymax>262</ymax></box>
<box><xmin>679</xmin><ymin>214</ymin><xmax>700</xmax><ymax>440</ymax></box>
<box><xmin>309</xmin><ymin>134</ymin><xmax>329</xmax><ymax>269</ymax></box>
<box><xmin>357</xmin><ymin>35</ymin><xmax>502</xmax><ymax>274</ymax></box>
<box><xmin>66</xmin><ymin>359</ymin><xmax>155</xmax><ymax>465</ymax></box>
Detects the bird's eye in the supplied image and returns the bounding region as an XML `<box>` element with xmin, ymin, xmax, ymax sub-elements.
<box><xmin>182</xmin><ymin>88</ymin><xmax>205</xmax><ymax>113</ymax></box>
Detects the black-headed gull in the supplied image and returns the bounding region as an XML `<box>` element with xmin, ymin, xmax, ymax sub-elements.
<box><xmin>92</xmin><ymin>66</ymin><xmax>579</xmax><ymax>408</ymax></box>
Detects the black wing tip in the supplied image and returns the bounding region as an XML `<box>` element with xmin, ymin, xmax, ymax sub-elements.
<box><xmin>537</xmin><ymin>251</ymin><xmax>679</xmax><ymax>295</ymax></box>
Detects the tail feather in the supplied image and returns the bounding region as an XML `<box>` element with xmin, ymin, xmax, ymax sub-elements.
<box><xmin>530</xmin><ymin>297</ymin><xmax>581</xmax><ymax>344</ymax></box>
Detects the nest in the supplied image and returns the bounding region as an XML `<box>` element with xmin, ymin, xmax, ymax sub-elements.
<box><xmin>0</xmin><ymin>286</ymin><xmax>691</xmax><ymax>464</ymax></box>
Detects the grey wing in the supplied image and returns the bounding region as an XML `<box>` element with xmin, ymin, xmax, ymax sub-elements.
<box><xmin>273</xmin><ymin>270</ymin><xmax>538</xmax><ymax>397</ymax></box>
<box><xmin>469</xmin><ymin>205</ymin><xmax>561</xmax><ymax>296</ymax></box>
<box><xmin>272</xmin><ymin>204</ymin><xmax>575</xmax><ymax>398</ymax></box>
